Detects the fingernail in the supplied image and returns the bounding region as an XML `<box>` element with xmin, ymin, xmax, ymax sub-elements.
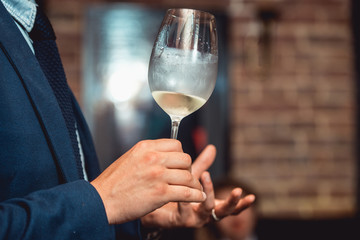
<box><xmin>202</xmin><ymin>192</ymin><xmax>207</xmax><ymax>200</ymax></box>
<box><xmin>248</xmin><ymin>194</ymin><xmax>256</xmax><ymax>202</ymax></box>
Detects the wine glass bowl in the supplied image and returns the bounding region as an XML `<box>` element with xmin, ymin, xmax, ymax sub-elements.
<box><xmin>148</xmin><ymin>8</ymin><xmax>218</xmax><ymax>139</ymax></box>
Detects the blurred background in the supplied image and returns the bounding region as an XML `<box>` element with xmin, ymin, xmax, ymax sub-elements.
<box><xmin>41</xmin><ymin>0</ymin><xmax>359</xmax><ymax>239</ymax></box>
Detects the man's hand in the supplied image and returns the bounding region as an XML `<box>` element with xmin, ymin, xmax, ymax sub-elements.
<box><xmin>91</xmin><ymin>139</ymin><xmax>206</xmax><ymax>225</ymax></box>
<box><xmin>141</xmin><ymin>145</ymin><xmax>255</xmax><ymax>228</ymax></box>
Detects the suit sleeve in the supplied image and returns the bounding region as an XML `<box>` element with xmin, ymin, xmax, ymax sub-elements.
<box><xmin>0</xmin><ymin>180</ymin><xmax>117</xmax><ymax>240</ymax></box>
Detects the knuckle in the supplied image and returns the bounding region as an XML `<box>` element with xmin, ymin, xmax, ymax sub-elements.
<box><xmin>185</xmin><ymin>171</ymin><xmax>194</xmax><ymax>183</ymax></box>
<box><xmin>183</xmin><ymin>188</ymin><xmax>192</xmax><ymax>199</ymax></box>
<box><xmin>149</xmin><ymin>166</ymin><xmax>164</xmax><ymax>179</ymax></box>
<box><xmin>136</xmin><ymin>140</ymin><xmax>150</xmax><ymax>149</ymax></box>
<box><xmin>183</xmin><ymin>153</ymin><xmax>192</xmax><ymax>166</ymax></box>
<box><xmin>174</xmin><ymin>139</ymin><xmax>183</xmax><ymax>150</ymax></box>
<box><xmin>144</xmin><ymin>151</ymin><xmax>159</xmax><ymax>164</ymax></box>
<box><xmin>154</xmin><ymin>182</ymin><xmax>167</xmax><ymax>195</ymax></box>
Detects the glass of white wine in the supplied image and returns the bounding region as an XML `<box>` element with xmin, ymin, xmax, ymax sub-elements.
<box><xmin>148</xmin><ymin>8</ymin><xmax>218</xmax><ymax>139</ymax></box>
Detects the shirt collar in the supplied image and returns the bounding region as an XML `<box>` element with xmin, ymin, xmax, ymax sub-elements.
<box><xmin>1</xmin><ymin>0</ymin><xmax>37</xmax><ymax>32</ymax></box>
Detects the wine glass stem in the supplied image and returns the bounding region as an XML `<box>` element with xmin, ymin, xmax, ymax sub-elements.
<box><xmin>171</xmin><ymin>119</ymin><xmax>181</xmax><ymax>139</ymax></box>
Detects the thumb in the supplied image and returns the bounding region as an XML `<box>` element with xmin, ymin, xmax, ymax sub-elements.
<box><xmin>191</xmin><ymin>145</ymin><xmax>216</xmax><ymax>179</ymax></box>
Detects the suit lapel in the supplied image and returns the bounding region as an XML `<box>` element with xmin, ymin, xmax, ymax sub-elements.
<box><xmin>0</xmin><ymin>3</ymin><xmax>80</xmax><ymax>182</ymax></box>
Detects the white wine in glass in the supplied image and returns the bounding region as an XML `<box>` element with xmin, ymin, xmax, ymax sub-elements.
<box><xmin>148</xmin><ymin>8</ymin><xmax>218</xmax><ymax>139</ymax></box>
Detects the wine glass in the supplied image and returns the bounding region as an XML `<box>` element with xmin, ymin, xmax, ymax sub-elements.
<box><xmin>148</xmin><ymin>8</ymin><xmax>218</xmax><ymax>139</ymax></box>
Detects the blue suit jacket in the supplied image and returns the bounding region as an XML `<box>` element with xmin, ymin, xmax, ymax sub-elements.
<box><xmin>0</xmin><ymin>2</ymin><xmax>139</xmax><ymax>239</ymax></box>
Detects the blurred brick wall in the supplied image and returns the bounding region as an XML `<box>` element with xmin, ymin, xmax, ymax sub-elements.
<box><xmin>46</xmin><ymin>0</ymin><xmax>355</xmax><ymax>218</ymax></box>
<box><xmin>228</xmin><ymin>0</ymin><xmax>355</xmax><ymax>219</ymax></box>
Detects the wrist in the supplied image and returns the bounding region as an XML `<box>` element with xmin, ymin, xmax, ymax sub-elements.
<box><xmin>90</xmin><ymin>180</ymin><xmax>115</xmax><ymax>224</ymax></box>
